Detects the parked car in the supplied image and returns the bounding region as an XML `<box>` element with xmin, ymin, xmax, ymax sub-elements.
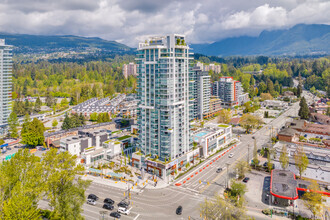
<box><xmin>87</xmin><ymin>199</ymin><xmax>96</xmax><ymax>206</ymax></box>
<box><xmin>228</xmin><ymin>153</ymin><xmax>234</xmax><ymax>158</ymax></box>
<box><xmin>118</xmin><ymin>207</ymin><xmax>130</xmax><ymax>215</ymax></box>
<box><xmin>216</xmin><ymin>168</ymin><xmax>223</xmax><ymax>173</ymax></box>
<box><xmin>117</xmin><ymin>201</ymin><xmax>129</xmax><ymax>209</ymax></box>
<box><xmin>104</xmin><ymin>198</ymin><xmax>115</xmax><ymax>205</ymax></box>
<box><xmin>88</xmin><ymin>194</ymin><xmax>98</xmax><ymax>201</ymax></box>
<box><xmin>176</xmin><ymin>206</ymin><xmax>183</xmax><ymax>215</ymax></box>
<box><xmin>110</xmin><ymin>212</ymin><xmax>121</xmax><ymax>219</ymax></box>
<box><xmin>102</xmin><ymin>203</ymin><xmax>114</xmax><ymax>210</ymax></box>
<box><xmin>242</xmin><ymin>177</ymin><xmax>250</xmax><ymax>183</ymax></box>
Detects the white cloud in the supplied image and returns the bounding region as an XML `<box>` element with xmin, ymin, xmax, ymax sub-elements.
<box><xmin>0</xmin><ymin>0</ymin><xmax>329</xmax><ymax>46</ymax></box>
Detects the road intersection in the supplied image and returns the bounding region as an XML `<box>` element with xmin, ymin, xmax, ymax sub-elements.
<box><xmin>82</xmin><ymin>95</ymin><xmax>304</xmax><ymax>219</ymax></box>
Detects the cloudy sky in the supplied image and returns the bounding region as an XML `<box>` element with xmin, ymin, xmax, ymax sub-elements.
<box><xmin>0</xmin><ymin>0</ymin><xmax>329</xmax><ymax>46</ymax></box>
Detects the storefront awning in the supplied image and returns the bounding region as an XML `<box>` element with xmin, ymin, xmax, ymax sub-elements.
<box><xmin>106</xmin><ymin>172</ymin><xmax>123</xmax><ymax>178</ymax></box>
<box><xmin>88</xmin><ymin>168</ymin><xmax>102</xmax><ymax>174</ymax></box>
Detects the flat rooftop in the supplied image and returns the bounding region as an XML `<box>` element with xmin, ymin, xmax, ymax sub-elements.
<box><xmin>270</xmin><ymin>169</ymin><xmax>298</xmax><ymax>200</ymax></box>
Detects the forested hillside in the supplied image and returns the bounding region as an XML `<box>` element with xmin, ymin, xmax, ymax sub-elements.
<box><xmin>13</xmin><ymin>55</ymin><xmax>137</xmax><ymax>104</ymax></box>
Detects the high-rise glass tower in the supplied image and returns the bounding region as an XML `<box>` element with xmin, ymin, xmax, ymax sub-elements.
<box><xmin>191</xmin><ymin>67</ymin><xmax>210</xmax><ymax>119</ymax></box>
<box><xmin>0</xmin><ymin>39</ymin><xmax>12</xmax><ymax>134</ymax></box>
<box><xmin>136</xmin><ymin>34</ymin><xmax>193</xmax><ymax>161</ymax></box>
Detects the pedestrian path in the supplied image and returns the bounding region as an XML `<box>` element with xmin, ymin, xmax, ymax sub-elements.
<box><xmin>81</xmin><ymin>172</ymin><xmax>169</xmax><ymax>192</ymax></box>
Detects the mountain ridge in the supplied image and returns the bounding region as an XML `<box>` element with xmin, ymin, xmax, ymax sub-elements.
<box><xmin>0</xmin><ymin>33</ymin><xmax>133</xmax><ymax>54</ymax></box>
<box><xmin>191</xmin><ymin>24</ymin><xmax>330</xmax><ymax>56</ymax></box>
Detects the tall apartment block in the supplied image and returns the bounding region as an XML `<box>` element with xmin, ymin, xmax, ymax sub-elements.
<box><xmin>213</xmin><ymin>76</ymin><xmax>249</xmax><ymax>108</ymax></box>
<box><xmin>0</xmin><ymin>39</ymin><xmax>12</xmax><ymax>134</ymax></box>
<box><xmin>122</xmin><ymin>62</ymin><xmax>137</xmax><ymax>78</ymax></box>
<box><xmin>191</xmin><ymin>67</ymin><xmax>210</xmax><ymax>119</ymax></box>
<box><xmin>136</xmin><ymin>34</ymin><xmax>193</xmax><ymax>168</ymax></box>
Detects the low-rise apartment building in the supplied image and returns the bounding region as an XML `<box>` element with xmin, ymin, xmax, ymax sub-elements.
<box><xmin>192</xmin><ymin>123</ymin><xmax>233</xmax><ymax>158</ymax></box>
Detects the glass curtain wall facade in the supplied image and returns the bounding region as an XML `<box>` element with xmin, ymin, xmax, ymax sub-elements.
<box><xmin>0</xmin><ymin>39</ymin><xmax>12</xmax><ymax>134</ymax></box>
<box><xmin>136</xmin><ymin>34</ymin><xmax>193</xmax><ymax>161</ymax></box>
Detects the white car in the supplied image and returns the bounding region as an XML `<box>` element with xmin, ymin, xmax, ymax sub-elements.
<box><xmin>228</xmin><ymin>153</ymin><xmax>234</xmax><ymax>158</ymax></box>
<box><xmin>87</xmin><ymin>199</ymin><xmax>96</xmax><ymax>206</ymax></box>
<box><xmin>118</xmin><ymin>207</ymin><xmax>130</xmax><ymax>215</ymax></box>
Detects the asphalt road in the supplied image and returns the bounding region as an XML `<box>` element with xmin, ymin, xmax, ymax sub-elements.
<box><xmin>82</xmin><ymin>92</ymin><xmax>312</xmax><ymax>220</ymax></box>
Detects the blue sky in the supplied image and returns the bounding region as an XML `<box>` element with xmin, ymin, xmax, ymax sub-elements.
<box><xmin>0</xmin><ymin>0</ymin><xmax>329</xmax><ymax>46</ymax></box>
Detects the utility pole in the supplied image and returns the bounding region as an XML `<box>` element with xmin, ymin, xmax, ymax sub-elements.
<box><xmin>247</xmin><ymin>144</ymin><xmax>250</xmax><ymax>163</ymax></box>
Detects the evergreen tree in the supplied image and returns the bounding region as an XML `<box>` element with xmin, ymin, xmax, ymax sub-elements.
<box><xmin>70</xmin><ymin>95</ymin><xmax>77</xmax><ymax>105</ymax></box>
<box><xmin>35</xmin><ymin>97</ymin><xmax>42</xmax><ymax>113</ymax></box>
<box><xmin>266</xmin><ymin>78</ymin><xmax>275</xmax><ymax>96</ymax></box>
<box><xmin>61</xmin><ymin>115</ymin><xmax>71</xmax><ymax>130</ymax></box>
<box><xmin>8</xmin><ymin>112</ymin><xmax>19</xmax><ymax>138</ymax></box>
<box><xmin>297</xmin><ymin>74</ymin><xmax>303</xmax><ymax>97</ymax></box>
<box><xmin>24</xmin><ymin>99</ymin><xmax>31</xmax><ymax>114</ymax></box>
<box><xmin>22</xmin><ymin>80</ymin><xmax>28</xmax><ymax>96</ymax></box>
<box><xmin>79</xmin><ymin>113</ymin><xmax>85</xmax><ymax>126</ymax></box>
<box><xmin>298</xmin><ymin>97</ymin><xmax>309</xmax><ymax>120</ymax></box>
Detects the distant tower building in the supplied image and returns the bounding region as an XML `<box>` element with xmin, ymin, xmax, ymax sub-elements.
<box><xmin>213</xmin><ymin>77</ymin><xmax>248</xmax><ymax>108</ymax></box>
<box><xmin>122</xmin><ymin>62</ymin><xmax>137</xmax><ymax>78</ymax></box>
<box><xmin>195</xmin><ymin>62</ymin><xmax>221</xmax><ymax>73</ymax></box>
<box><xmin>0</xmin><ymin>39</ymin><xmax>12</xmax><ymax>134</ymax></box>
<box><xmin>136</xmin><ymin>34</ymin><xmax>193</xmax><ymax>168</ymax></box>
<box><xmin>191</xmin><ymin>67</ymin><xmax>210</xmax><ymax>119</ymax></box>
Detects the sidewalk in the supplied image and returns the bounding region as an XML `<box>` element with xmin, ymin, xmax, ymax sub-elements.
<box><xmin>246</xmin><ymin>209</ymin><xmax>289</xmax><ymax>220</ymax></box>
<box><xmin>173</xmin><ymin>139</ymin><xmax>240</xmax><ymax>185</ymax></box>
<box><xmin>81</xmin><ymin>171</ymin><xmax>169</xmax><ymax>192</ymax></box>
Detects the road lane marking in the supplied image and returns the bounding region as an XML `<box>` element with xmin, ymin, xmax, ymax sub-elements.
<box><xmin>199</xmin><ymin>150</ymin><xmax>247</xmax><ymax>194</ymax></box>
<box><xmin>134</xmin><ymin>214</ymin><xmax>140</xmax><ymax>220</ymax></box>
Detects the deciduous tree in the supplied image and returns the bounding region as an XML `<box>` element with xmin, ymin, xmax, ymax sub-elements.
<box><xmin>200</xmin><ymin>194</ymin><xmax>246</xmax><ymax>220</ymax></box>
<box><xmin>21</xmin><ymin>118</ymin><xmax>45</xmax><ymax>147</ymax></box>
<box><xmin>294</xmin><ymin>145</ymin><xmax>309</xmax><ymax>178</ymax></box>
<box><xmin>279</xmin><ymin>145</ymin><xmax>289</xmax><ymax>170</ymax></box>
<box><xmin>260</xmin><ymin>93</ymin><xmax>273</xmax><ymax>101</ymax></box>
<box><xmin>235</xmin><ymin>160</ymin><xmax>249</xmax><ymax>179</ymax></box>
<box><xmin>52</xmin><ymin>119</ymin><xmax>58</xmax><ymax>128</ymax></box>
<box><xmin>239</xmin><ymin>114</ymin><xmax>263</xmax><ymax>133</ymax></box>
<box><xmin>218</xmin><ymin>109</ymin><xmax>232</xmax><ymax>124</ymax></box>
<box><xmin>302</xmin><ymin>180</ymin><xmax>324</xmax><ymax>220</ymax></box>
<box><xmin>42</xmin><ymin>149</ymin><xmax>91</xmax><ymax>219</ymax></box>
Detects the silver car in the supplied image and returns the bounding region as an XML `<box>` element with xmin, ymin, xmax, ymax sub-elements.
<box><xmin>87</xmin><ymin>199</ymin><xmax>96</xmax><ymax>206</ymax></box>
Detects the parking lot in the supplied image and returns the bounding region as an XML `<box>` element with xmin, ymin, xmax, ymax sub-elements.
<box><xmin>83</xmin><ymin>183</ymin><xmax>139</xmax><ymax>220</ymax></box>
<box><xmin>244</xmin><ymin>171</ymin><xmax>271</xmax><ymax>210</ymax></box>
